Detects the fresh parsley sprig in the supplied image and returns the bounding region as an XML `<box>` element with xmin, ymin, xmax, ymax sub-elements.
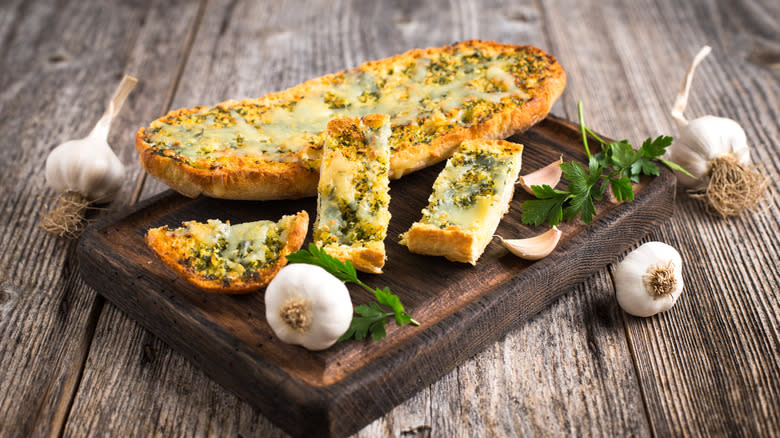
<box><xmin>521</xmin><ymin>101</ymin><xmax>692</xmax><ymax>227</ymax></box>
<box><xmin>286</xmin><ymin>244</ymin><xmax>419</xmax><ymax>341</ymax></box>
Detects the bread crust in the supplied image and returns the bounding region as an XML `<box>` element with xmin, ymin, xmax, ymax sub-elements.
<box><xmin>404</xmin><ymin>224</ymin><xmax>477</xmax><ymax>264</ymax></box>
<box><xmin>320</xmin><ymin>241</ymin><xmax>386</xmax><ymax>274</ymax></box>
<box><xmin>136</xmin><ymin>40</ymin><xmax>565</xmax><ymax>200</ymax></box>
<box><xmin>145</xmin><ymin>211</ymin><xmax>309</xmax><ymax>293</ymax></box>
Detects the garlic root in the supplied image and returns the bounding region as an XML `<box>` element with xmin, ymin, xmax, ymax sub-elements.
<box><xmin>39</xmin><ymin>191</ymin><xmax>89</xmax><ymax>239</ymax></box>
<box><xmin>518</xmin><ymin>157</ymin><xmax>563</xmax><ymax>195</ymax></box>
<box><xmin>691</xmin><ymin>155</ymin><xmax>770</xmax><ymax>218</ymax></box>
<box><xmin>497</xmin><ymin>226</ymin><xmax>562</xmax><ymax>260</ymax></box>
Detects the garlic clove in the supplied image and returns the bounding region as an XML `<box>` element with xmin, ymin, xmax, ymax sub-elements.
<box><xmin>613</xmin><ymin>241</ymin><xmax>684</xmax><ymax>317</ymax></box>
<box><xmin>497</xmin><ymin>226</ymin><xmax>562</xmax><ymax>260</ymax></box>
<box><xmin>518</xmin><ymin>157</ymin><xmax>563</xmax><ymax>194</ymax></box>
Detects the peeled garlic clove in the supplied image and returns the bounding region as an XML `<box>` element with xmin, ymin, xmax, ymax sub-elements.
<box><xmin>497</xmin><ymin>226</ymin><xmax>562</xmax><ymax>260</ymax></box>
<box><xmin>613</xmin><ymin>242</ymin><xmax>684</xmax><ymax>317</ymax></box>
<box><xmin>518</xmin><ymin>157</ymin><xmax>563</xmax><ymax>194</ymax></box>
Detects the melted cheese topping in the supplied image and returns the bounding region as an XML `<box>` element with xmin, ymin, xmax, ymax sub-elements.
<box><xmin>168</xmin><ymin>216</ymin><xmax>292</xmax><ymax>282</ymax></box>
<box><xmin>415</xmin><ymin>141</ymin><xmax>522</xmax><ymax>233</ymax></box>
<box><xmin>315</xmin><ymin>116</ymin><xmax>391</xmax><ymax>246</ymax></box>
<box><xmin>143</xmin><ymin>46</ymin><xmax>553</xmax><ymax>168</ymax></box>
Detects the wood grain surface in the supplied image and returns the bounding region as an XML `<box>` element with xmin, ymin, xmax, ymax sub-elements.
<box><xmin>0</xmin><ymin>0</ymin><xmax>778</xmax><ymax>437</ymax></box>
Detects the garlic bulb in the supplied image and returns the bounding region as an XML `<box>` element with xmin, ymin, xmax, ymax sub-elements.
<box><xmin>45</xmin><ymin>114</ymin><xmax>126</xmax><ymax>201</ymax></box>
<box><xmin>497</xmin><ymin>226</ymin><xmax>562</xmax><ymax>260</ymax></box>
<box><xmin>265</xmin><ymin>263</ymin><xmax>353</xmax><ymax>351</ymax></box>
<box><xmin>669</xmin><ymin>115</ymin><xmax>750</xmax><ymax>187</ymax></box>
<box><xmin>666</xmin><ymin>46</ymin><xmax>766</xmax><ymax>217</ymax></box>
<box><xmin>613</xmin><ymin>242</ymin><xmax>684</xmax><ymax>317</ymax></box>
<box><xmin>41</xmin><ymin>75</ymin><xmax>137</xmax><ymax>238</ymax></box>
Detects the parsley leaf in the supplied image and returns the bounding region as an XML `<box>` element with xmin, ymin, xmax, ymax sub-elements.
<box><xmin>520</xmin><ymin>101</ymin><xmax>692</xmax><ymax>227</ymax></box>
<box><xmin>338</xmin><ymin>303</ymin><xmax>391</xmax><ymax>341</ymax></box>
<box><xmin>287</xmin><ymin>244</ymin><xmax>419</xmax><ymax>342</ymax></box>
<box><xmin>521</xmin><ymin>184</ymin><xmax>568</xmax><ymax>226</ymax></box>
<box><xmin>285</xmin><ymin>243</ymin><xmax>357</xmax><ymax>283</ymax></box>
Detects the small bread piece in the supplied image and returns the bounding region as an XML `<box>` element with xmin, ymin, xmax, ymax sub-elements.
<box><xmin>136</xmin><ymin>40</ymin><xmax>565</xmax><ymax>200</ymax></box>
<box><xmin>145</xmin><ymin>212</ymin><xmax>308</xmax><ymax>293</ymax></box>
<box><xmin>401</xmin><ymin>139</ymin><xmax>523</xmax><ymax>264</ymax></box>
<box><xmin>314</xmin><ymin>114</ymin><xmax>391</xmax><ymax>274</ymax></box>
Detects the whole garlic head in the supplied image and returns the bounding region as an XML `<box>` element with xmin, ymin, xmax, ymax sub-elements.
<box><xmin>667</xmin><ymin>46</ymin><xmax>751</xmax><ymax>188</ymax></box>
<box><xmin>668</xmin><ymin>115</ymin><xmax>750</xmax><ymax>188</ymax></box>
<box><xmin>613</xmin><ymin>242</ymin><xmax>684</xmax><ymax>317</ymax></box>
<box><xmin>45</xmin><ymin>116</ymin><xmax>125</xmax><ymax>202</ymax></box>
<box><xmin>265</xmin><ymin>263</ymin><xmax>353</xmax><ymax>351</ymax></box>
<box><xmin>44</xmin><ymin>75</ymin><xmax>137</xmax><ymax>203</ymax></box>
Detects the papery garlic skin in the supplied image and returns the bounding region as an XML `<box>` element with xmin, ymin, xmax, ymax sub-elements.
<box><xmin>614</xmin><ymin>242</ymin><xmax>684</xmax><ymax>317</ymax></box>
<box><xmin>45</xmin><ymin>117</ymin><xmax>125</xmax><ymax>202</ymax></box>
<box><xmin>265</xmin><ymin>263</ymin><xmax>353</xmax><ymax>351</ymax></box>
<box><xmin>668</xmin><ymin>115</ymin><xmax>750</xmax><ymax>188</ymax></box>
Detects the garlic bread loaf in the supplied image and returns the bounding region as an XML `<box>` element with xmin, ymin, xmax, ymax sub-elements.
<box><xmin>136</xmin><ymin>40</ymin><xmax>565</xmax><ymax>200</ymax></box>
<box><xmin>400</xmin><ymin>139</ymin><xmax>523</xmax><ymax>264</ymax></box>
<box><xmin>314</xmin><ymin>114</ymin><xmax>391</xmax><ymax>274</ymax></box>
<box><xmin>145</xmin><ymin>212</ymin><xmax>308</xmax><ymax>293</ymax></box>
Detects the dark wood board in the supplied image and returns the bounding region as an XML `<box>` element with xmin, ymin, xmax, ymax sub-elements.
<box><xmin>77</xmin><ymin>115</ymin><xmax>675</xmax><ymax>437</ymax></box>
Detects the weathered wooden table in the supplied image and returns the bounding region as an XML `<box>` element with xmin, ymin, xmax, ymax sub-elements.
<box><xmin>2</xmin><ymin>0</ymin><xmax>778</xmax><ymax>436</ymax></box>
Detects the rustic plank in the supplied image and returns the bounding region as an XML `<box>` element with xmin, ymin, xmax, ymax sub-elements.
<box><xmin>543</xmin><ymin>0</ymin><xmax>780</xmax><ymax>436</ymax></box>
<box><xmin>0</xmin><ymin>0</ymin><xmax>202</xmax><ymax>436</ymax></box>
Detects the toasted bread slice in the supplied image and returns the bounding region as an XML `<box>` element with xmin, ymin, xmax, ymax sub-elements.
<box><xmin>145</xmin><ymin>212</ymin><xmax>308</xmax><ymax>293</ymax></box>
<box><xmin>314</xmin><ymin>114</ymin><xmax>391</xmax><ymax>274</ymax></box>
<box><xmin>400</xmin><ymin>139</ymin><xmax>523</xmax><ymax>264</ymax></box>
<box><xmin>136</xmin><ymin>40</ymin><xmax>565</xmax><ymax>200</ymax></box>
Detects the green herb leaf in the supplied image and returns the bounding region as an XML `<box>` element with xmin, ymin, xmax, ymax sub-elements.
<box><xmin>287</xmin><ymin>244</ymin><xmax>419</xmax><ymax>342</ymax></box>
<box><xmin>609</xmin><ymin>176</ymin><xmax>635</xmax><ymax>202</ymax></box>
<box><xmin>286</xmin><ymin>243</ymin><xmax>358</xmax><ymax>284</ymax></box>
<box><xmin>638</xmin><ymin>135</ymin><xmax>673</xmax><ymax>159</ymax></box>
<box><xmin>520</xmin><ymin>102</ymin><xmax>690</xmax><ymax>227</ymax></box>
<box><xmin>521</xmin><ymin>184</ymin><xmax>568</xmax><ymax>226</ymax></box>
<box><xmin>338</xmin><ymin>303</ymin><xmax>391</xmax><ymax>341</ymax></box>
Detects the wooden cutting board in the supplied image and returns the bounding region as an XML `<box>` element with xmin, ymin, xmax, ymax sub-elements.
<box><xmin>77</xmin><ymin>116</ymin><xmax>675</xmax><ymax>437</ymax></box>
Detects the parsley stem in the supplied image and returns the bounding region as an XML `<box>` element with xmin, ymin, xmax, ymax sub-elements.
<box><xmin>577</xmin><ymin>101</ymin><xmax>592</xmax><ymax>159</ymax></box>
<box><xmin>584</xmin><ymin>126</ymin><xmax>610</xmax><ymax>146</ymax></box>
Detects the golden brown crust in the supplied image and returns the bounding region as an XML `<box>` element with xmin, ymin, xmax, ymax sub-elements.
<box><xmin>321</xmin><ymin>241</ymin><xmax>386</xmax><ymax>274</ymax></box>
<box><xmin>404</xmin><ymin>224</ymin><xmax>477</xmax><ymax>264</ymax></box>
<box><xmin>136</xmin><ymin>40</ymin><xmax>566</xmax><ymax>200</ymax></box>
<box><xmin>144</xmin><ymin>211</ymin><xmax>309</xmax><ymax>293</ymax></box>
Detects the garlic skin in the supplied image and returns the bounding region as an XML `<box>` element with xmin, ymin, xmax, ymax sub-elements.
<box><xmin>614</xmin><ymin>242</ymin><xmax>684</xmax><ymax>317</ymax></box>
<box><xmin>265</xmin><ymin>263</ymin><xmax>353</xmax><ymax>351</ymax></box>
<box><xmin>45</xmin><ymin>115</ymin><xmax>125</xmax><ymax>202</ymax></box>
<box><xmin>668</xmin><ymin>115</ymin><xmax>750</xmax><ymax>188</ymax></box>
